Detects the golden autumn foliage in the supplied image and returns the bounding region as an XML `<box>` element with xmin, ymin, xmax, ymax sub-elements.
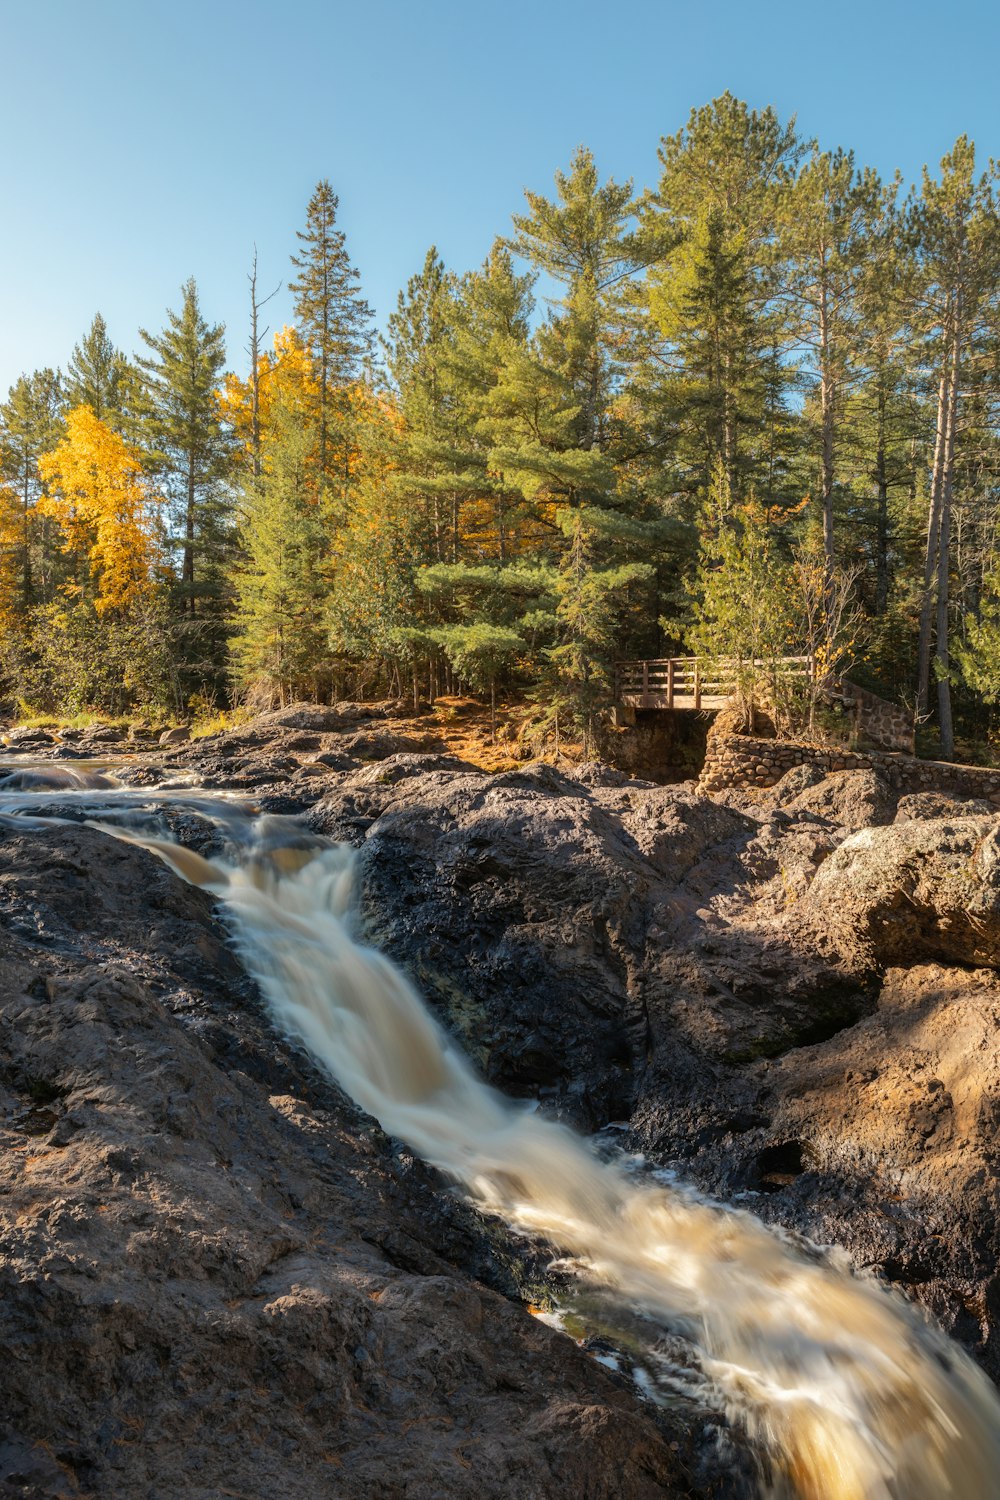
<box><xmin>219</xmin><ymin>325</ymin><xmax>383</xmax><ymax>499</ymax></box>
<box><xmin>0</xmin><ymin>485</ymin><xmax>24</xmax><ymax>630</ymax></box>
<box><xmin>219</xmin><ymin>326</ymin><xmax>319</xmax><ymax>463</ymax></box>
<box><xmin>37</xmin><ymin>406</ymin><xmax>164</xmax><ymax>615</ymax></box>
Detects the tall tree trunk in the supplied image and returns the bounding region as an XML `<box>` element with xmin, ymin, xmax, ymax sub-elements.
<box><xmin>722</xmin><ymin>350</ymin><xmax>736</xmax><ymax>496</ymax></box>
<box><xmin>934</xmin><ymin>314</ymin><xmax>962</xmax><ymax>759</ymax></box>
<box><xmin>247</xmin><ymin>250</ymin><xmax>279</xmax><ymax>483</ymax></box>
<box><xmin>818</xmin><ymin>265</ymin><xmax>836</xmax><ymax>575</ymax></box>
<box><xmin>185</xmin><ymin>457</ymin><xmax>196</xmax><ymax>615</ymax></box>
<box><xmin>874</xmin><ymin>383</ymin><xmax>889</xmax><ymax>615</ymax></box>
<box><xmin>21</xmin><ymin>461</ymin><xmax>32</xmax><ymax>606</ymax></box>
<box><xmin>916</xmin><ymin>344</ymin><xmax>952</xmax><ymax>716</ymax></box>
<box><xmin>249</xmin><ymin>254</ymin><xmax>262</xmax><ymax>481</ymax></box>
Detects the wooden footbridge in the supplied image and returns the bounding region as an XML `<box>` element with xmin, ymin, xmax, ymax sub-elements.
<box><xmin>614</xmin><ymin>657</ymin><xmax>812</xmax><ymax>712</ymax></box>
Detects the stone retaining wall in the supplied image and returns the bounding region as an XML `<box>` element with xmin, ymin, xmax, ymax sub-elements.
<box><xmin>827</xmin><ymin>677</ymin><xmax>915</xmax><ymax>753</ymax></box>
<box><xmin>699</xmin><ymin>730</ymin><xmax>1000</xmax><ymax>803</ymax></box>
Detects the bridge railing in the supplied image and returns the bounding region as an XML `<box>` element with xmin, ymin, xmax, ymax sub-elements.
<box><xmin>614</xmin><ymin>656</ymin><xmax>812</xmax><ymax>710</ymax></box>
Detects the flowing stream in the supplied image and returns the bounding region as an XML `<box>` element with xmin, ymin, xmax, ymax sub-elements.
<box><xmin>4</xmin><ymin>763</ymin><xmax>1000</xmax><ymax>1499</ymax></box>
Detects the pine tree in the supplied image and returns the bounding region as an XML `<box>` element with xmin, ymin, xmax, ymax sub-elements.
<box><xmin>0</xmin><ymin>368</ymin><xmax>65</xmax><ymax>608</ymax></box>
<box><xmin>486</xmin><ymin>148</ymin><xmax>656</xmax><ymax>739</ymax></box>
<box><xmin>137</xmin><ymin>278</ymin><xmax>233</xmax><ymax>695</ymax></box>
<box><xmin>289</xmin><ymin>180</ymin><xmax>373</xmax><ymax>508</ymax></box>
<box><xmin>230</xmin><ymin>392</ymin><xmax>328</xmax><ymax>706</ymax></box>
<box><xmin>783</xmin><ymin>149</ymin><xmax>883</xmax><ymax>570</ymax></box>
<box><xmin>686</xmin><ymin>467</ymin><xmax>798</xmax><ymax>729</ymax></box>
<box><xmin>384</xmin><ymin>246</ymin><xmax>466</xmax><ymax>564</ymax></box>
<box><xmin>64</xmin><ymin>313</ymin><xmax>130</xmax><ymax>429</ymax></box>
<box><xmin>642</xmin><ymin>94</ymin><xmax>802</xmax><ymax>505</ymax></box>
<box><xmin>910</xmin><ymin>139</ymin><xmax>1000</xmax><ymax>754</ymax></box>
<box><xmin>842</xmin><ymin>188</ymin><xmax>919</xmax><ymax>626</ymax></box>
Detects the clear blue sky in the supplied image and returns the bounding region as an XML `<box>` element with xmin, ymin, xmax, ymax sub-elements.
<box><xmin>1</xmin><ymin>0</ymin><xmax>998</xmax><ymax>396</ymax></box>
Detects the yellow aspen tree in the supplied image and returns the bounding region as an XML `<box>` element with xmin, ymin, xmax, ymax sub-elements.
<box><xmin>0</xmin><ymin>485</ymin><xmax>23</xmax><ymax>631</ymax></box>
<box><xmin>37</xmin><ymin>406</ymin><xmax>164</xmax><ymax>615</ymax></box>
<box><xmin>219</xmin><ymin>326</ymin><xmax>319</xmax><ymax>476</ymax></box>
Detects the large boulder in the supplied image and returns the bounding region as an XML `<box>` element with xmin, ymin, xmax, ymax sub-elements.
<box><xmin>793</xmin><ymin>815</ymin><xmax>1000</xmax><ymax>969</ymax></box>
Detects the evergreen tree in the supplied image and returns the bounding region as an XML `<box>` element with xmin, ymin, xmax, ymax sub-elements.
<box><xmin>842</xmin><ymin>188</ymin><xmax>920</xmax><ymax>627</ymax></box>
<box><xmin>488</xmin><ymin>148</ymin><xmax>656</xmax><ymax>739</ymax></box>
<box><xmin>230</xmin><ymin>394</ymin><xmax>328</xmax><ymax>706</ymax></box>
<box><xmin>910</xmin><ymin>139</ymin><xmax>1000</xmax><ymax>753</ymax></box>
<box><xmin>0</xmin><ymin>368</ymin><xmax>65</xmax><ymax>608</ymax></box>
<box><xmin>64</xmin><ymin>313</ymin><xmax>130</xmax><ymax>429</ymax></box>
<box><xmin>686</xmin><ymin>467</ymin><xmax>798</xmax><ymax>729</ymax></box>
<box><xmin>289</xmin><ymin>180</ymin><xmax>373</xmax><ymax>508</ymax></box>
<box><xmin>642</xmin><ymin>94</ymin><xmax>802</xmax><ymax>505</ymax></box>
<box><xmin>783</xmin><ymin>149</ymin><xmax>884</xmax><ymax>569</ymax></box>
<box><xmin>137</xmin><ymin>278</ymin><xmax>233</xmax><ymax>695</ymax></box>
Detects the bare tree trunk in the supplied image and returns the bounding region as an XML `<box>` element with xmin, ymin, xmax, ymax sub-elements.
<box><xmin>874</xmin><ymin>383</ymin><xmax>889</xmax><ymax>615</ymax></box>
<box><xmin>246</xmin><ymin>251</ymin><xmax>279</xmax><ymax>482</ymax></box>
<box><xmin>818</xmin><ymin>266</ymin><xmax>836</xmax><ymax>575</ymax></box>
<box><xmin>249</xmin><ymin>255</ymin><xmax>262</xmax><ymax>483</ymax></box>
<box><xmin>916</xmin><ymin>343</ymin><xmax>953</xmax><ymax>716</ymax></box>
<box><xmin>935</xmin><ymin>313</ymin><xmax>962</xmax><ymax>759</ymax></box>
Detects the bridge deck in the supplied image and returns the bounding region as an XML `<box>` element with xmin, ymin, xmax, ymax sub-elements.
<box><xmin>615</xmin><ymin>657</ymin><xmax>810</xmax><ymax>712</ymax></box>
<box><xmin>618</xmin><ymin>690</ymin><xmax>732</xmax><ymax>711</ymax></box>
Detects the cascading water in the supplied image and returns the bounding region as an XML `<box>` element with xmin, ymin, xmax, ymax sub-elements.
<box><xmin>4</xmin><ymin>764</ymin><xmax>1000</xmax><ymax>1499</ymax></box>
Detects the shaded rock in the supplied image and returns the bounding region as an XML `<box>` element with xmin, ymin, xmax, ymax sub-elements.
<box><xmin>159</xmin><ymin>726</ymin><xmax>191</xmax><ymax>746</ymax></box>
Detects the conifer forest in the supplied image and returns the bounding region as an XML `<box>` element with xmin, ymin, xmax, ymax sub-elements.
<box><xmin>4</xmin><ymin>93</ymin><xmax>1000</xmax><ymax>760</ymax></box>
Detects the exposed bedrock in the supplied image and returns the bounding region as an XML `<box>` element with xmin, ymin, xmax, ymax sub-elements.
<box><xmin>0</xmin><ymin>823</ymin><xmax>700</xmax><ymax>1500</ymax></box>
<box><xmin>7</xmin><ymin>708</ymin><xmax>1000</xmax><ymax>1491</ymax></box>
<box><xmin>304</xmin><ymin>749</ymin><xmax>1000</xmax><ymax>1379</ymax></box>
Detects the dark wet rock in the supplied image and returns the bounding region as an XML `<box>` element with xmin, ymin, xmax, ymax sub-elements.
<box><xmin>306</xmin><ymin>766</ymin><xmax>867</xmax><ymax>1128</ymax></box>
<box><xmin>3</xmin><ymin>728</ymin><xmax>55</xmax><ymax>747</ymax></box>
<box><xmin>0</xmin><ymin>822</ymin><xmax>694</xmax><ymax>1500</ymax></box>
<box><xmin>9</xmin><ymin>716</ymin><xmax>1000</xmax><ymax>1472</ymax></box>
<box><xmin>300</xmin><ymin>747</ymin><xmax>1000</xmax><ymax>1379</ymax></box>
<box><xmin>78</xmin><ymin>724</ymin><xmax>129</xmax><ymax>745</ymax></box>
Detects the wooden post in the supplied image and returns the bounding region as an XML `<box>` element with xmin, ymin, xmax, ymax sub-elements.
<box><xmin>693</xmin><ymin>659</ymin><xmax>701</xmax><ymax>711</ymax></box>
<box><xmin>667</xmin><ymin>658</ymin><xmax>675</xmax><ymax>710</ymax></box>
<box><xmin>642</xmin><ymin>659</ymin><xmax>649</xmax><ymax>706</ymax></box>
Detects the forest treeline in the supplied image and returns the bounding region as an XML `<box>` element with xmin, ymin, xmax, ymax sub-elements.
<box><xmin>3</xmin><ymin>93</ymin><xmax>1000</xmax><ymax>756</ymax></box>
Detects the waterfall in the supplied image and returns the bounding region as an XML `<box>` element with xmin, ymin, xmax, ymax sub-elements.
<box><xmin>5</xmin><ymin>770</ymin><xmax>1000</xmax><ymax>1498</ymax></box>
<box><xmin>154</xmin><ymin>829</ymin><xmax>1000</xmax><ymax>1500</ymax></box>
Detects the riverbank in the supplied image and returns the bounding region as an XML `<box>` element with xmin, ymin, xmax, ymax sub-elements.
<box><xmin>3</xmin><ymin>709</ymin><xmax>1000</xmax><ymax>1495</ymax></box>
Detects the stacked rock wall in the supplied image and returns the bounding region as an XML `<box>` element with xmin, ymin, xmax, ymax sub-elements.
<box><xmin>699</xmin><ymin>730</ymin><xmax>1000</xmax><ymax>803</ymax></box>
<box><xmin>826</xmin><ymin>677</ymin><xmax>915</xmax><ymax>753</ymax></box>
